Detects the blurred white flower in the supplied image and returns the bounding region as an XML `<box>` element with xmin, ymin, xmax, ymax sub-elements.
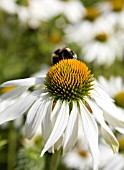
<box><xmin>16</xmin><ymin>0</ymin><xmax>62</xmax><ymax>28</ymax></box>
<box><xmin>0</xmin><ymin>0</ymin><xmax>17</xmax><ymax>14</ymax></box>
<box><xmin>83</xmin><ymin>30</ymin><xmax>123</xmax><ymax>66</ymax></box>
<box><xmin>0</xmin><ymin>0</ymin><xmax>84</xmax><ymax>28</ymax></box>
<box><xmin>98</xmin><ymin>0</ymin><xmax>124</xmax><ymax>30</ymax></box>
<box><xmin>0</xmin><ymin>59</ymin><xmax>124</xmax><ymax>170</ymax></box>
<box><xmin>63</xmin><ymin>120</ymin><xmax>92</xmax><ymax>170</ymax></box>
<box><xmin>98</xmin><ymin>76</ymin><xmax>124</xmax><ymax>100</ymax></box>
<box><xmin>65</xmin><ymin>7</ymin><xmax>113</xmax><ymax>44</ymax></box>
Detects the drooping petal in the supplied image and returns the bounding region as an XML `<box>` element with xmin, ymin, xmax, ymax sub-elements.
<box><xmin>51</xmin><ymin>100</ymin><xmax>63</xmax><ymax>153</ymax></box>
<box><xmin>93</xmin><ymin>94</ymin><xmax>124</xmax><ymax>125</ymax></box>
<box><xmin>91</xmin><ymin>82</ymin><xmax>114</xmax><ymax>102</ymax></box>
<box><xmin>0</xmin><ymin>86</ymin><xmax>29</xmax><ymax>101</ymax></box>
<box><xmin>87</xmin><ymin>99</ymin><xmax>119</xmax><ymax>153</ymax></box>
<box><xmin>41</xmin><ymin>100</ymin><xmax>53</xmax><ymax>143</ymax></box>
<box><xmin>0</xmin><ymin>94</ymin><xmax>37</xmax><ymax>125</ymax></box>
<box><xmin>104</xmin><ymin>112</ymin><xmax>124</xmax><ymax>133</ymax></box>
<box><xmin>25</xmin><ymin>99</ymin><xmax>45</xmax><ymax>139</ymax></box>
<box><xmin>40</xmin><ymin>101</ymin><xmax>69</xmax><ymax>157</ymax></box>
<box><xmin>101</xmin><ymin>127</ymin><xmax>119</xmax><ymax>153</ymax></box>
<box><xmin>0</xmin><ymin>77</ymin><xmax>45</xmax><ymax>87</ymax></box>
<box><xmin>51</xmin><ymin>100</ymin><xmax>62</xmax><ymax>125</ymax></box>
<box><xmin>63</xmin><ymin>101</ymin><xmax>78</xmax><ymax>153</ymax></box>
<box><xmin>79</xmin><ymin>101</ymin><xmax>99</xmax><ymax>170</ymax></box>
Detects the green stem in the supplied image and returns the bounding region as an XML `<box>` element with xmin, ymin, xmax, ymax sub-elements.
<box><xmin>7</xmin><ymin>122</ymin><xmax>17</xmax><ymax>170</ymax></box>
<box><xmin>43</xmin><ymin>149</ymin><xmax>61</xmax><ymax>170</ymax></box>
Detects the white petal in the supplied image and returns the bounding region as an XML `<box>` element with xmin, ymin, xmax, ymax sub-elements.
<box><xmin>92</xmin><ymin>93</ymin><xmax>124</xmax><ymax>123</ymax></box>
<box><xmin>93</xmin><ymin>83</ymin><xmax>113</xmax><ymax>102</ymax></box>
<box><xmin>25</xmin><ymin>99</ymin><xmax>46</xmax><ymax>139</ymax></box>
<box><xmin>0</xmin><ymin>77</ymin><xmax>45</xmax><ymax>87</ymax></box>
<box><xmin>63</xmin><ymin>101</ymin><xmax>78</xmax><ymax>153</ymax></box>
<box><xmin>40</xmin><ymin>101</ymin><xmax>69</xmax><ymax>157</ymax></box>
<box><xmin>101</xmin><ymin>127</ymin><xmax>119</xmax><ymax>153</ymax></box>
<box><xmin>41</xmin><ymin>100</ymin><xmax>53</xmax><ymax>143</ymax></box>
<box><xmin>104</xmin><ymin>110</ymin><xmax>124</xmax><ymax>130</ymax></box>
<box><xmin>50</xmin><ymin>101</ymin><xmax>63</xmax><ymax>153</ymax></box>
<box><xmin>103</xmin><ymin>155</ymin><xmax>124</xmax><ymax>170</ymax></box>
<box><xmin>0</xmin><ymin>86</ymin><xmax>29</xmax><ymax>101</ymax></box>
<box><xmin>79</xmin><ymin>101</ymin><xmax>99</xmax><ymax>170</ymax></box>
<box><xmin>0</xmin><ymin>94</ymin><xmax>37</xmax><ymax>125</ymax></box>
<box><xmin>51</xmin><ymin>100</ymin><xmax>62</xmax><ymax>125</ymax></box>
<box><xmin>115</xmin><ymin>127</ymin><xmax>124</xmax><ymax>134</ymax></box>
<box><xmin>87</xmin><ymin>99</ymin><xmax>119</xmax><ymax>153</ymax></box>
<box><xmin>92</xmin><ymin>87</ymin><xmax>124</xmax><ymax>138</ymax></box>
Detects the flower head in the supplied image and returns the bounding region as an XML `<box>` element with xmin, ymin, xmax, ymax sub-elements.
<box><xmin>45</xmin><ymin>59</ymin><xmax>93</xmax><ymax>101</ymax></box>
<box><xmin>83</xmin><ymin>30</ymin><xmax>123</xmax><ymax>66</ymax></box>
<box><xmin>0</xmin><ymin>50</ymin><xmax>124</xmax><ymax>170</ymax></box>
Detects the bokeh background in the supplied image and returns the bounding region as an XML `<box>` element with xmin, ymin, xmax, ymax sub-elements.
<box><xmin>0</xmin><ymin>0</ymin><xmax>124</xmax><ymax>170</ymax></box>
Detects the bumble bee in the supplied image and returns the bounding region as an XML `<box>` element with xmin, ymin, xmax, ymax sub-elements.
<box><xmin>52</xmin><ymin>47</ymin><xmax>77</xmax><ymax>65</ymax></box>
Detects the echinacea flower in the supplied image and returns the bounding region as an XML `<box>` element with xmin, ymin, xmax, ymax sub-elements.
<box><xmin>98</xmin><ymin>0</ymin><xmax>124</xmax><ymax>30</ymax></box>
<box><xmin>65</xmin><ymin>7</ymin><xmax>112</xmax><ymax>44</ymax></box>
<box><xmin>1</xmin><ymin>58</ymin><xmax>124</xmax><ymax>170</ymax></box>
<box><xmin>83</xmin><ymin>30</ymin><xmax>123</xmax><ymax>66</ymax></box>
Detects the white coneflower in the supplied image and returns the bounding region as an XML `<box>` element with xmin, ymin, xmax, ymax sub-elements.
<box><xmin>65</xmin><ymin>6</ymin><xmax>113</xmax><ymax>44</ymax></box>
<box><xmin>48</xmin><ymin>0</ymin><xmax>85</xmax><ymax>23</ymax></box>
<box><xmin>83</xmin><ymin>30</ymin><xmax>123</xmax><ymax>66</ymax></box>
<box><xmin>98</xmin><ymin>0</ymin><xmax>124</xmax><ymax>30</ymax></box>
<box><xmin>0</xmin><ymin>0</ymin><xmax>17</xmax><ymax>14</ymax></box>
<box><xmin>0</xmin><ymin>58</ymin><xmax>124</xmax><ymax>170</ymax></box>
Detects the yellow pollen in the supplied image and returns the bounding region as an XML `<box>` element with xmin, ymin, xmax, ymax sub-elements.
<box><xmin>1</xmin><ymin>86</ymin><xmax>16</xmax><ymax>94</ymax></box>
<box><xmin>45</xmin><ymin>59</ymin><xmax>94</xmax><ymax>101</ymax></box>
<box><xmin>84</xmin><ymin>7</ymin><xmax>100</xmax><ymax>21</ymax></box>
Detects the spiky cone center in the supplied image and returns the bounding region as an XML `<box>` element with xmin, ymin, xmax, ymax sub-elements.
<box><xmin>114</xmin><ymin>92</ymin><xmax>124</xmax><ymax>108</ymax></box>
<box><xmin>45</xmin><ymin>59</ymin><xmax>94</xmax><ymax>102</ymax></box>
